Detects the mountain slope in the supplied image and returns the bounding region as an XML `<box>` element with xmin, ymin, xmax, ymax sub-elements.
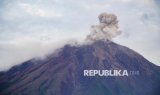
<box><xmin>0</xmin><ymin>40</ymin><xmax>160</xmax><ymax>95</ymax></box>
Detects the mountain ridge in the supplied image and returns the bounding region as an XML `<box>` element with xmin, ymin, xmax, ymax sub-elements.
<box><xmin>0</xmin><ymin>40</ymin><xmax>160</xmax><ymax>95</ymax></box>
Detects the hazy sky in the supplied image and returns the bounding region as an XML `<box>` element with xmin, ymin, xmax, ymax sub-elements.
<box><xmin>0</xmin><ymin>0</ymin><xmax>160</xmax><ymax>71</ymax></box>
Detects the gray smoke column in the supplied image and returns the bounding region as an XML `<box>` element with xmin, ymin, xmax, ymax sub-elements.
<box><xmin>86</xmin><ymin>12</ymin><xmax>121</xmax><ymax>42</ymax></box>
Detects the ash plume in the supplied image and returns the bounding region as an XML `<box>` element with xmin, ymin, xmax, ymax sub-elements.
<box><xmin>86</xmin><ymin>12</ymin><xmax>121</xmax><ymax>42</ymax></box>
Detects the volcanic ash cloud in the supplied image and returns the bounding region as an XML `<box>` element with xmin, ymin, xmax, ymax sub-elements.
<box><xmin>86</xmin><ymin>12</ymin><xmax>121</xmax><ymax>42</ymax></box>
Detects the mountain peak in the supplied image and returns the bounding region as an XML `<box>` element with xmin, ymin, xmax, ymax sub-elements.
<box><xmin>0</xmin><ymin>40</ymin><xmax>160</xmax><ymax>95</ymax></box>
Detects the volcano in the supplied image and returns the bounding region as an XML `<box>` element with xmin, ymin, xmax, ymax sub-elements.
<box><xmin>0</xmin><ymin>40</ymin><xmax>160</xmax><ymax>95</ymax></box>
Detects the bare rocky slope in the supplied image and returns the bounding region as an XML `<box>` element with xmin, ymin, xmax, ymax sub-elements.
<box><xmin>0</xmin><ymin>40</ymin><xmax>160</xmax><ymax>95</ymax></box>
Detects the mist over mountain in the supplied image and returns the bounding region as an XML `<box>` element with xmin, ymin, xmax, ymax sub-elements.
<box><xmin>1</xmin><ymin>0</ymin><xmax>160</xmax><ymax>69</ymax></box>
<box><xmin>0</xmin><ymin>40</ymin><xmax>160</xmax><ymax>95</ymax></box>
<box><xmin>0</xmin><ymin>12</ymin><xmax>160</xmax><ymax>95</ymax></box>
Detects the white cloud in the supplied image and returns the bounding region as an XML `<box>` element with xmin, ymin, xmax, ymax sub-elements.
<box><xmin>0</xmin><ymin>31</ymin><xmax>85</xmax><ymax>71</ymax></box>
<box><xmin>18</xmin><ymin>3</ymin><xmax>64</xmax><ymax>18</ymax></box>
<box><xmin>18</xmin><ymin>3</ymin><xmax>45</xmax><ymax>16</ymax></box>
